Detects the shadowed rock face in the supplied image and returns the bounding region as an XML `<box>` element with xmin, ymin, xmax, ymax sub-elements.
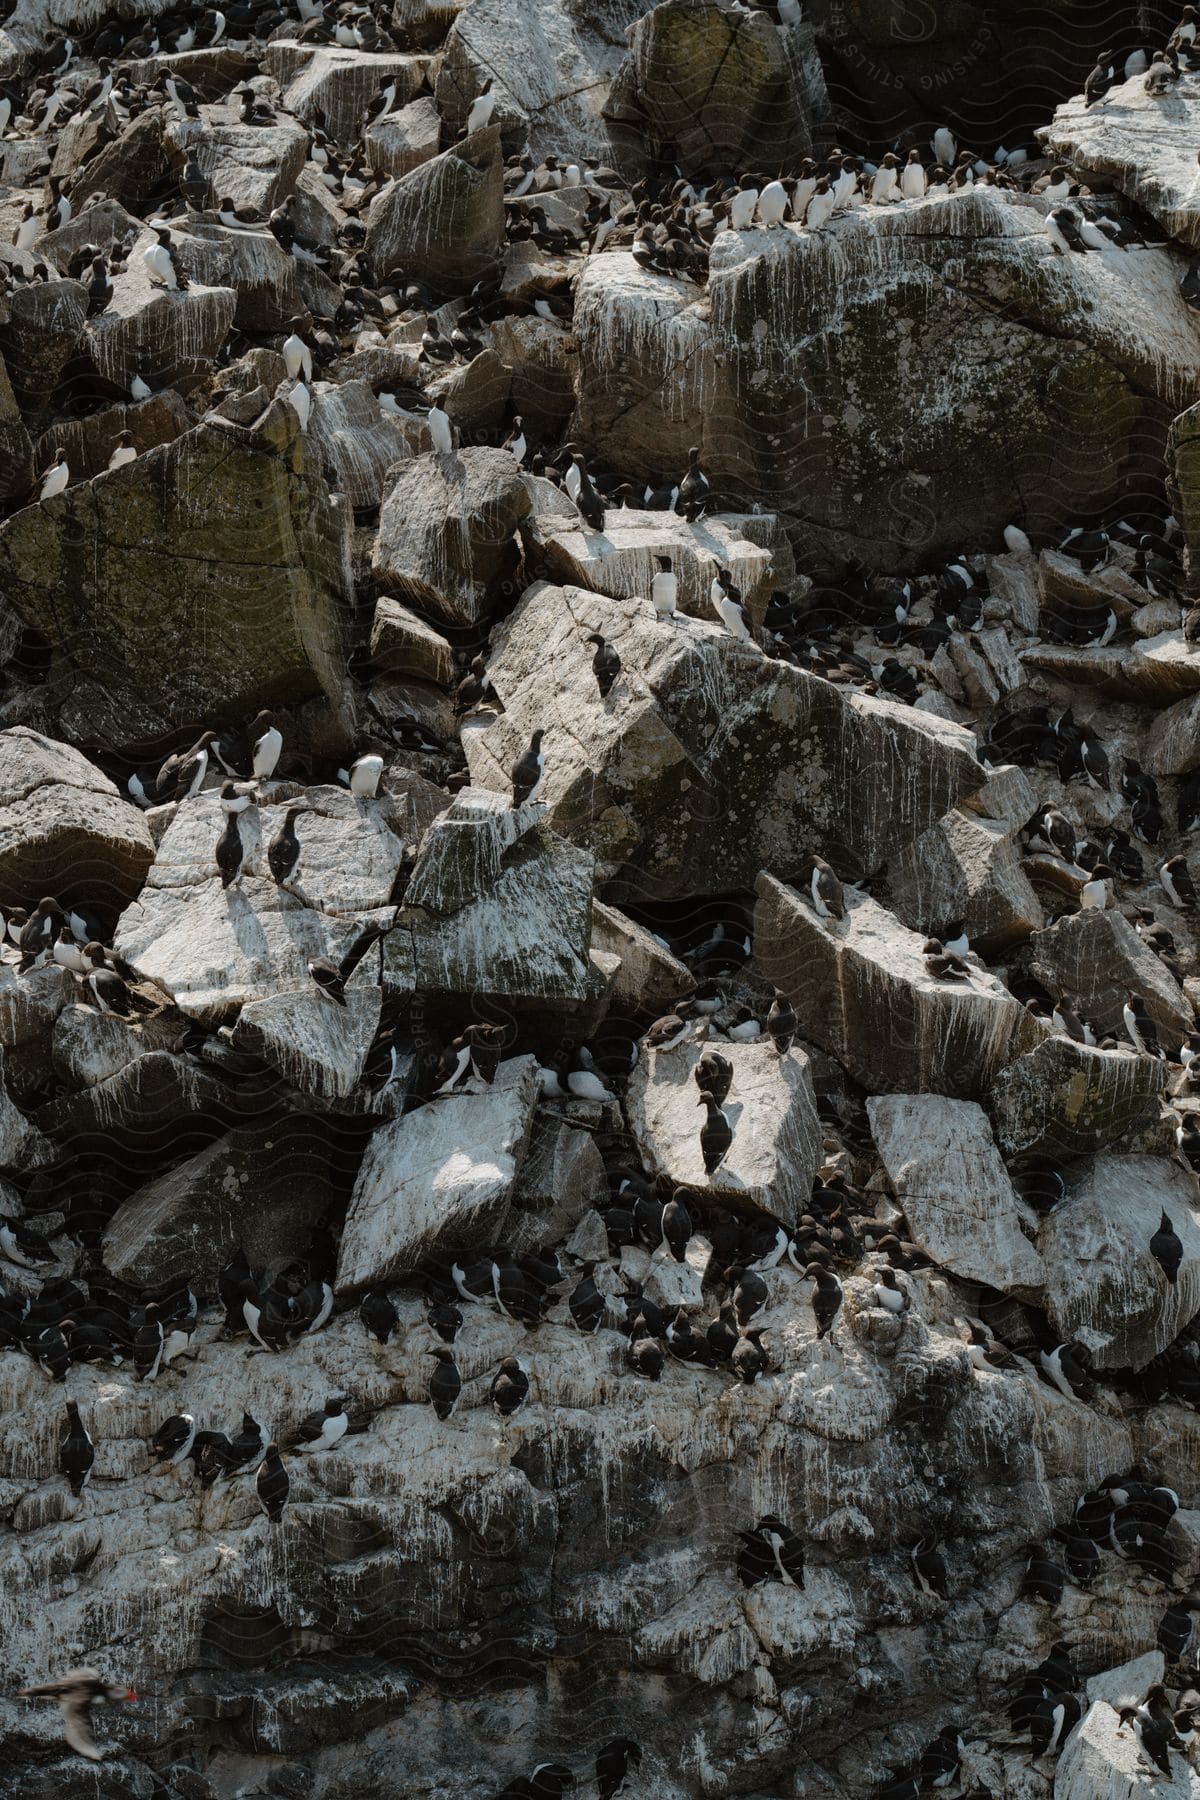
<box><xmin>0</xmin><ymin>408</ymin><xmax>349</xmax><ymax>752</ymax></box>
<box><xmin>465</xmin><ymin>584</ymin><xmax>984</xmax><ymax>896</ymax></box>
<box><xmin>574</xmin><ymin>193</ymin><xmax>1200</xmax><ymax>566</ymax></box>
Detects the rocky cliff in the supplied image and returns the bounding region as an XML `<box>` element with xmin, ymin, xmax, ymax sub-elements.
<box><xmin>0</xmin><ymin>2</ymin><xmax>1199</xmax><ymax>1799</ymax></box>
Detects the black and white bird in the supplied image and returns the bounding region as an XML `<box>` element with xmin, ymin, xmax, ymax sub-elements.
<box><xmin>1160</xmin><ymin>855</ymin><xmax>1197</xmax><ymax>910</ymax></box>
<box><xmin>143</xmin><ymin>225</ymin><xmax>188</xmax><ymax>289</ymax></box>
<box><xmin>511</xmin><ymin>730</ymin><xmax>546</xmax><ymax>807</ymax></box>
<box><xmin>807</xmin><ymin>855</ymin><xmax>845</xmax><ymax>920</ymax></box>
<box><xmin>586</xmin><ymin>633</ymin><xmax>620</xmax><ymax>697</ymax></box>
<box><xmin>910</xmin><ymin>1534</ymin><xmax>948</xmax><ymax>1598</ymax></box>
<box><xmin>650</xmin><ymin>554</ymin><xmax>677</xmax><ymax>620</ymax></box>
<box><xmin>308</xmin><ymin>922</ymin><xmax>387</xmax><ymax>1006</ymax></box>
<box><xmin>151</xmin><ymin>1412</ymin><xmax>196</xmax><ymax>1466</ymax></box>
<box><xmin>1123</xmin><ymin>991</ymin><xmax>1163</xmax><ymax>1057</ymax></box>
<box><xmin>807</xmin><ymin>1264</ymin><xmax>843</xmax><ymax>1340</ymax></box>
<box><xmin>292</xmin><ymin>1396</ymin><xmax>349</xmax><ymax>1454</ymax></box>
<box><xmin>256</xmin><ymin>1443</ymin><xmax>289</xmax><ymax>1521</ymax></box>
<box><xmin>39</xmin><ymin>447</ymin><xmax>68</xmax><ymax>500</ymax></box>
<box><xmin>490</xmin><ymin>1356</ymin><xmax>529</xmax><ymax>1418</ymax></box>
<box><xmin>59</xmin><ymin>1400</ymin><xmax>94</xmax><ymax>1496</ymax></box>
<box><xmin>17</xmin><ymin>1670</ymin><xmax>137</xmax><ymax>1761</ymax></box>
<box><xmin>429</xmin><ymin>1346</ymin><xmax>462</xmax><ymax>1419</ymax></box>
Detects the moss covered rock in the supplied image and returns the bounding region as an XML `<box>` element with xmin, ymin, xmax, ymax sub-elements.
<box><xmin>0</xmin><ymin>404</ymin><xmax>349</xmax><ymax>752</ymax></box>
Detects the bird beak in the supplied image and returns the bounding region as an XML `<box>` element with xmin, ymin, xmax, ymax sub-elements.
<box><xmin>124</xmin><ymin>1689</ymin><xmax>138</xmax><ymax>1702</ymax></box>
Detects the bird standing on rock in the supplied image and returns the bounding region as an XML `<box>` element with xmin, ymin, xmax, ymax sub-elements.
<box><xmin>586</xmin><ymin>632</ymin><xmax>620</xmax><ymax>696</ymax></box>
<box><xmin>698</xmin><ymin>1094</ymin><xmax>732</xmax><ymax>1172</ymax></box>
<box><xmin>511</xmin><ymin>729</ymin><xmax>545</xmax><ymax>807</ymax></box>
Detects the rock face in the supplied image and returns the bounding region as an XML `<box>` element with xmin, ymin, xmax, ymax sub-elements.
<box><xmin>0</xmin><ymin>727</ymin><xmax>153</xmax><ymax>911</ymax></box>
<box><xmin>574</xmin><ymin>193</ymin><xmax>1200</xmax><ymax>566</ymax></box>
<box><xmin>0</xmin><ymin>410</ymin><xmax>349</xmax><ymax>751</ymax></box>
<box><xmin>337</xmin><ymin>1054</ymin><xmax>540</xmax><ymax>1288</ymax></box>
<box><xmin>627</xmin><ymin>1037</ymin><xmax>822</xmax><ymax>1224</ymax></box>
<box><xmin>6</xmin><ymin>4</ymin><xmax>1200</xmax><ymax>1797</ymax></box>
<box><xmin>372</xmin><ymin>447</ymin><xmax>531</xmax><ymax>627</ymax></box>
<box><xmin>1038</xmin><ymin>1156</ymin><xmax>1200</xmax><ymax>1370</ymax></box>
<box><xmin>755</xmin><ymin>871</ymin><xmax>1044</xmax><ymax>1099</ymax></box>
<box><xmin>1042</xmin><ymin>73</ymin><xmax>1200</xmax><ymax>250</ymax></box>
<box><xmin>988</xmin><ymin>1035</ymin><xmax>1170</xmax><ymax>1161</ymax></box>
<box><xmin>466</xmin><ymin>584</ymin><xmax>983</xmax><ymax>896</ymax></box>
<box><xmin>868</xmin><ymin>1094</ymin><xmax>1045</xmax><ymax>1296</ymax></box>
<box><xmin>387</xmin><ymin>790</ymin><xmax>606</xmax><ymax>1011</ymax></box>
<box><xmin>607</xmin><ymin>0</ymin><xmax>821</xmax><ymax>175</ymax></box>
<box><xmin>365</xmin><ymin>125</ymin><xmax>505</xmax><ymax>292</ymax></box>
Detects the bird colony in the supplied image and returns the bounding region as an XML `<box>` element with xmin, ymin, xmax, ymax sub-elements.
<box><xmin>6</xmin><ymin>0</ymin><xmax>1200</xmax><ymax>1796</ymax></box>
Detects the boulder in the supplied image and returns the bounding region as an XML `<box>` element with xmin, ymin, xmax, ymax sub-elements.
<box><xmin>986</xmin><ymin>549</ymin><xmax>1040</xmax><ymax>633</ymax></box>
<box><xmin>0</xmin><ymin>274</ymin><xmax>86</xmax><ymax>422</ymax></box>
<box><xmin>102</xmin><ymin>1117</ymin><xmax>342</xmax><ymax>1290</ymax></box>
<box><xmin>114</xmin><ymin>786</ymin><xmax>407</xmax><ymax>1023</ymax></box>
<box><xmin>232</xmin><ymin>983</ymin><xmax>384</xmax><ymax>1103</ymax></box>
<box><xmin>625</xmin><ymin>1037</ymin><xmax>822</xmax><ymax>1225</ymax></box>
<box><xmin>85</xmin><ymin>228</ymin><xmax>236</xmax><ymax>395</ymax></box>
<box><xmin>1143</xmin><ymin>688</ymin><xmax>1200</xmax><ymax>778</ymax></box>
<box><xmin>364</xmin><ymin>125</ymin><xmax>504</xmax><ymax>292</ymax></box>
<box><xmin>38</xmin><ymin>392</ymin><xmax>190</xmax><ymax>484</ymax></box>
<box><xmin>50</xmin><ymin>1004</ymin><xmax>184</xmax><ymax>1090</ymax></box>
<box><xmin>1042</xmin><ymin>73</ymin><xmax>1200</xmax><ymax>250</ymax></box>
<box><xmin>424</xmin><ymin>347</ymin><xmax>511</xmax><ymax>436</ymax></box>
<box><xmin>754</xmin><ymin>872</ymin><xmax>1044</xmax><ymax>1099</ymax></box>
<box><xmin>1171</xmin><ymin>394</ymin><xmax>1200</xmax><ymax>592</ymax></box>
<box><xmin>888</xmin><ymin>806</ymin><xmax>1044</xmax><ymax>953</ymax></box>
<box><xmin>574</xmin><ymin>192</ymin><xmax>1200</xmax><ymax>567</ymax></box>
<box><xmin>1021</xmin><ymin>633</ymin><xmax>1200</xmax><ymax>705</ymax></box>
<box><xmin>1054</xmin><ymin>1698</ymin><xmax>1196</xmax><ymax>1800</ymax></box>
<box><xmin>1029</xmin><ymin>909</ymin><xmax>1193</xmax><ymax>1047</ymax></box>
<box><xmin>336</xmin><ymin>1054</ymin><xmax>540</xmax><ymax>1290</ymax></box>
<box><xmin>490</xmin><ymin>314</ymin><xmax>576</xmax><ymax>433</ymax></box>
<box><xmin>154</xmin><ymin>217</ymin><xmax>303</xmax><ymax>332</ymax></box>
<box><xmin>364</xmin><ymin>96</ymin><xmax>442</xmax><ymax>178</ymax></box>
<box><xmin>506</xmin><ymin>1114</ymin><xmax>609</xmax><ymax>1255</ymax></box>
<box><xmin>1037</xmin><ymin>547</ymin><xmax>1146</xmax><ymax>623</ymax></box>
<box><xmin>386</xmin><ymin>790</ymin><xmax>606</xmax><ymax>1011</ymax></box>
<box><xmin>867</xmin><ymin>1094</ymin><xmax>1045</xmax><ymax>1296</ymax></box>
<box><xmin>0</xmin><ymin>342</ymin><xmax>32</xmax><ymax>500</ymax></box>
<box><xmin>307</xmin><ymin>379</ymin><xmax>412</xmax><ymax>510</ymax></box>
<box><xmin>371</xmin><ymin>446</ymin><xmax>530</xmax><ymax>628</ymax></box>
<box><xmin>436</xmin><ymin>0</ymin><xmax>656</xmax><ymax>158</ymax></box>
<box><xmin>368</xmin><ymin>596</ymin><xmax>454</xmax><ymax>686</ymax></box>
<box><xmin>532</xmin><ymin>509</ymin><xmax>776</xmax><ymax>623</ymax></box>
<box><xmin>989</xmin><ymin>1035</ymin><xmax>1171</xmax><ymax>1161</ymax></box>
<box><xmin>465</xmin><ymin>584</ymin><xmax>983</xmax><ymax>898</ymax></box>
<box><xmin>0</xmin><ymin>1046</ymin><xmax>53</xmax><ymax>1173</ymax></box>
<box><xmin>269</xmin><ymin>43</ymin><xmax>432</xmax><ymax>145</ymax></box>
<box><xmin>176</xmin><ymin>105</ymin><xmax>309</xmax><ymax>215</ymax></box>
<box><xmin>1038</xmin><ymin>1155</ymin><xmax>1200</xmax><ymax>1370</ymax></box>
<box><xmin>589</xmin><ymin>898</ymin><xmax>693</xmax><ymax>1020</ymax></box>
<box><xmin>0</xmin><ymin>408</ymin><xmax>349</xmax><ymax>751</ymax></box>
<box><xmin>60</xmin><ymin>106</ymin><xmax>176</xmax><ymax>213</ymax></box>
<box><xmin>607</xmin><ymin>0</ymin><xmax>819</xmax><ymax>174</ymax></box>
<box><xmin>0</xmin><ymin>727</ymin><xmax>154</xmax><ymax>912</ymax></box>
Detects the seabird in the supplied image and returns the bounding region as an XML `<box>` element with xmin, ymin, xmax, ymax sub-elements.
<box><xmin>595</xmin><ymin>1738</ymin><xmax>641</xmax><ymax>1799</ymax></box>
<box><xmin>256</xmin><ymin>1443</ymin><xmax>289</xmax><ymax>1521</ymax></box>
<box><xmin>215</xmin><ymin>809</ymin><xmax>245</xmax><ymax>888</ymax></box>
<box><xmin>650</xmin><ymin>555</ymin><xmax>677</xmax><ymax>619</ymax></box>
<box><xmin>39</xmin><ymin>447</ymin><xmax>68</xmax><ymax>500</ymax></box>
<box><xmin>17</xmin><ymin>1670</ymin><xmax>137</xmax><ymax>1761</ymax></box>
<box><xmin>910</xmin><ymin>1534</ymin><xmax>948</xmax><ymax>1598</ymax></box>
<box><xmin>676</xmin><ymin>445</ymin><xmax>710</xmax><ymax>519</ymax></box>
<box><xmin>292</xmin><ymin>1395</ymin><xmax>349</xmax><ymax>1454</ymax></box>
<box><xmin>698</xmin><ymin>1094</ymin><xmax>732</xmax><ymax>1173</ymax></box>
<box><xmin>429</xmin><ymin>1347</ymin><xmax>462</xmax><ymax>1419</ymax></box>
<box><xmin>586</xmin><ymin>633</ymin><xmax>620</xmax><ymax>697</ymax></box>
<box><xmin>360</xmin><ymin>1289</ymin><xmax>398</xmax><ymax>1344</ymax></box>
<box><xmin>1160</xmin><ymin>854</ymin><xmax>1197</xmax><ymax>910</ymax></box>
<box><xmin>248</xmin><ymin>710</ymin><xmax>282</xmax><ymax>781</ymax></box>
<box><xmin>267</xmin><ymin>807</ymin><xmax>304</xmax><ymax>886</ymax></box>
<box><xmin>694</xmin><ymin>1049</ymin><xmax>733</xmax><ymax>1104</ymax></box>
<box><xmin>427</xmin><ymin>403</ymin><xmax>453</xmax><ymax>455</ymax></box>
<box><xmin>511</xmin><ymin>729</ymin><xmax>546</xmax><ymax>807</ymax></box>
<box><xmin>465</xmin><ymin>78</ymin><xmax>496</xmax><ymax>135</ymax></box>
<box><xmin>307</xmin><ymin>922</ymin><xmax>387</xmax><ymax>1006</ymax></box>
<box><xmin>143</xmin><ymin>226</ymin><xmax>188</xmax><ymax>289</ymax></box>
<box><xmin>1151</xmin><ymin>1211</ymin><xmax>1184</xmax><ymax>1284</ymax></box>
<box><xmin>807</xmin><ymin>855</ymin><xmax>845</xmax><ymax>920</ymax></box>
<box><xmin>1123</xmin><ymin>991</ymin><xmax>1162</xmax><ymax>1057</ymax></box>
<box><xmin>490</xmin><ymin>1355</ymin><xmax>529</xmax><ymax>1417</ymax></box>
<box><xmin>59</xmin><ymin>1400</ymin><xmax>94</xmax><ymax>1496</ymax></box>
<box><xmin>807</xmin><ymin>1264</ymin><xmax>843</xmax><ymax>1340</ymax></box>
<box><xmin>151</xmin><ymin>1412</ymin><xmax>196</xmax><ymax>1467</ymax></box>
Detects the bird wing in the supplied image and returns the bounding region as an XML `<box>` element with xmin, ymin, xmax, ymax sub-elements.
<box><xmin>60</xmin><ymin>1692</ymin><xmax>102</xmax><ymax>1759</ymax></box>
